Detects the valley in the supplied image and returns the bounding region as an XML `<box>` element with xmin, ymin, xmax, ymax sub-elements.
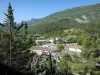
<box><xmin>0</xmin><ymin>2</ymin><xmax>100</xmax><ymax>75</ymax></box>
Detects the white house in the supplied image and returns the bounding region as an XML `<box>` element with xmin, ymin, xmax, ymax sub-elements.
<box><xmin>65</xmin><ymin>44</ymin><xmax>82</xmax><ymax>53</ymax></box>
<box><xmin>69</xmin><ymin>48</ymin><xmax>82</xmax><ymax>52</ymax></box>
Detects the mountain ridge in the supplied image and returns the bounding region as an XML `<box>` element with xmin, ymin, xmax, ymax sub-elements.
<box><xmin>25</xmin><ymin>18</ymin><xmax>40</xmax><ymax>25</ymax></box>
<box><xmin>30</xmin><ymin>3</ymin><xmax>100</xmax><ymax>34</ymax></box>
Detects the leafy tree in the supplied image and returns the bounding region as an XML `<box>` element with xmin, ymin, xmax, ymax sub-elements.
<box><xmin>57</xmin><ymin>59</ymin><xmax>72</xmax><ymax>74</ymax></box>
<box><xmin>83</xmin><ymin>36</ymin><xmax>97</xmax><ymax>48</ymax></box>
<box><xmin>57</xmin><ymin>43</ymin><xmax>64</xmax><ymax>52</ymax></box>
<box><xmin>77</xmin><ymin>34</ymin><xmax>85</xmax><ymax>45</ymax></box>
<box><xmin>63</xmin><ymin>54</ymin><xmax>72</xmax><ymax>61</ymax></box>
<box><xmin>93</xmin><ymin>49</ymin><xmax>100</xmax><ymax>58</ymax></box>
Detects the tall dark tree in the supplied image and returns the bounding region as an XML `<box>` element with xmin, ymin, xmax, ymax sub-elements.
<box><xmin>0</xmin><ymin>3</ymin><xmax>36</xmax><ymax>75</ymax></box>
<box><xmin>25</xmin><ymin>22</ymin><xmax>28</xmax><ymax>30</ymax></box>
<box><xmin>24</xmin><ymin>22</ymin><xmax>28</xmax><ymax>35</ymax></box>
<box><xmin>47</xmin><ymin>52</ymin><xmax>54</xmax><ymax>75</ymax></box>
<box><xmin>4</xmin><ymin>2</ymin><xmax>15</xmax><ymax>67</ymax></box>
<box><xmin>17</xmin><ymin>21</ymin><xmax>24</xmax><ymax>31</ymax></box>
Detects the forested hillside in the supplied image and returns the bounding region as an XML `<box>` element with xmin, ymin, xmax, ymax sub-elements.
<box><xmin>31</xmin><ymin>3</ymin><xmax>100</xmax><ymax>35</ymax></box>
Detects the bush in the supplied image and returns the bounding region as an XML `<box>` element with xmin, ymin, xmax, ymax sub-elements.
<box><xmin>57</xmin><ymin>43</ymin><xmax>64</xmax><ymax>52</ymax></box>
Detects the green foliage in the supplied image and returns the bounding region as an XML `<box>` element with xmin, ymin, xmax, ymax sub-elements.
<box><xmin>77</xmin><ymin>34</ymin><xmax>85</xmax><ymax>45</ymax></box>
<box><xmin>93</xmin><ymin>49</ymin><xmax>100</xmax><ymax>58</ymax></box>
<box><xmin>67</xmin><ymin>36</ymin><xmax>77</xmax><ymax>43</ymax></box>
<box><xmin>1</xmin><ymin>2</ymin><xmax>100</xmax><ymax>75</ymax></box>
<box><xmin>0</xmin><ymin>3</ymin><xmax>36</xmax><ymax>74</ymax></box>
<box><xmin>30</xmin><ymin>3</ymin><xmax>100</xmax><ymax>35</ymax></box>
<box><xmin>4</xmin><ymin>2</ymin><xmax>16</xmax><ymax>67</ymax></box>
<box><xmin>83</xmin><ymin>36</ymin><xmax>97</xmax><ymax>49</ymax></box>
<box><xmin>17</xmin><ymin>21</ymin><xmax>24</xmax><ymax>31</ymax></box>
<box><xmin>63</xmin><ymin>54</ymin><xmax>72</xmax><ymax>61</ymax></box>
<box><xmin>57</xmin><ymin>43</ymin><xmax>64</xmax><ymax>52</ymax></box>
<box><xmin>57</xmin><ymin>59</ymin><xmax>72</xmax><ymax>74</ymax></box>
<box><xmin>32</xmin><ymin>18</ymin><xmax>78</xmax><ymax>35</ymax></box>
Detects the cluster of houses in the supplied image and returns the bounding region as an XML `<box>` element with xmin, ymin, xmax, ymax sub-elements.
<box><xmin>30</xmin><ymin>38</ymin><xmax>61</xmax><ymax>61</ymax></box>
<box><xmin>30</xmin><ymin>37</ymin><xmax>82</xmax><ymax>62</ymax></box>
<box><xmin>29</xmin><ymin>37</ymin><xmax>100</xmax><ymax>73</ymax></box>
<box><xmin>30</xmin><ymin>43</ymin><xmax>57</xmax><ymax>55</ymax></box>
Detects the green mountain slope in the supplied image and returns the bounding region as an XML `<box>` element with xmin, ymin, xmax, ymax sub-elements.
<box><xmin>38</xmin><ymin>3</ymin><xmax>100</xmax><ymax>23</ymax></box>
<box><xmin>31</xmin><ymin>3</ymin><xmax>100</xmax><ymax>34</ymax></box>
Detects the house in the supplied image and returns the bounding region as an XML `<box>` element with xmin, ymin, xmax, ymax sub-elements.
<box><xmin>33</xmin><ymin>50</ymin><xmax>42</xmax><ymax>55</ymax></box>
<box><xmin>43</xmin><ymin>43</ymin><xmax>57</xmax><ymax>51</ymax></box>
<box><xmin>56</xmin><ymin>37</ymin><xmax>63</xmax><ymax>41</ymax></box>
<box><xmin>55</xmin><ymin>37</ymin><xmax>66</xmax><ymax>43</ymax></box>
<box><xmin>65</xmin><ymin>44</ymin><xmax>82</xmax><ymax>52</ymax></box>
<box><xmin>49</xmin><ymin>38</ymin><xmax>54</xmax><ymax>43</ymax></box>
<box><xmin>42</xmin><ymin>50</ymin><xmax>49</xmax><ymax>55</ymax></box>
<box><xmin>30</xmin><ymin>46</ymin><xmax>49</xmax><ymax>55</ymax></box>
<box><xmin>35</xmin><ymin>40</ymin><xmax>51</xmax><ymax>45</ymax></box>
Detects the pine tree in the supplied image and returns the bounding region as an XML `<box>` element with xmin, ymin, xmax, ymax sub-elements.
<box><xmin>24</xmin><ymin>22</ymin><xmax>28</xmax><ymax>35</ymax></box>
<box><xmin>25</xmin><ymin>22</ymin><xmax>28</xmax><ymax>29</ymax></box>
<box><xmin>4</xmin><ymin>2</ymin><xmax>15</xmax><ymax>67</ymax></box>
<box><xmin>17</xmin><ymin>21</ymin><xmax>24</xmax><ymax>31</ymax></box>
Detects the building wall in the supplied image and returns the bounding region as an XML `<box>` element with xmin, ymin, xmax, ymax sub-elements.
<box><xmin>33</xmin><ymin>50</ymin><xmax>42</xmax><ymax>55</ymax></box>
<box><xmin>36</xmin><ymin>40</ymin><xmax>51</xmax><ymax>45</ymax></box>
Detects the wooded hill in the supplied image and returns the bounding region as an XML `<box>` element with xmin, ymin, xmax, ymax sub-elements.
<box><xmin>30</xmin><ymin>3</ymin><xmax>100</xmax><ymax>35</ymax></box>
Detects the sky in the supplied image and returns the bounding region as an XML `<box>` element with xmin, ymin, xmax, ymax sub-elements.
<box><xmin>0</xmin><ymin>0</ymin><xmax>100</xmax><ymax>23</ymax></box>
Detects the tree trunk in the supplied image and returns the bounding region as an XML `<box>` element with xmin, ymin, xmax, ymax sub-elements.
<box><xmin>9</xmin><ymin>23</ymin><xmax>12</xmax><ymax>67</ymax></box>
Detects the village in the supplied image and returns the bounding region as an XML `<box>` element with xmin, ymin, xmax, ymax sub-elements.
<box><xmin>30</xmin><ymin>37</ymin><xmax>82</xmax><ymax>62</ymax></box>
